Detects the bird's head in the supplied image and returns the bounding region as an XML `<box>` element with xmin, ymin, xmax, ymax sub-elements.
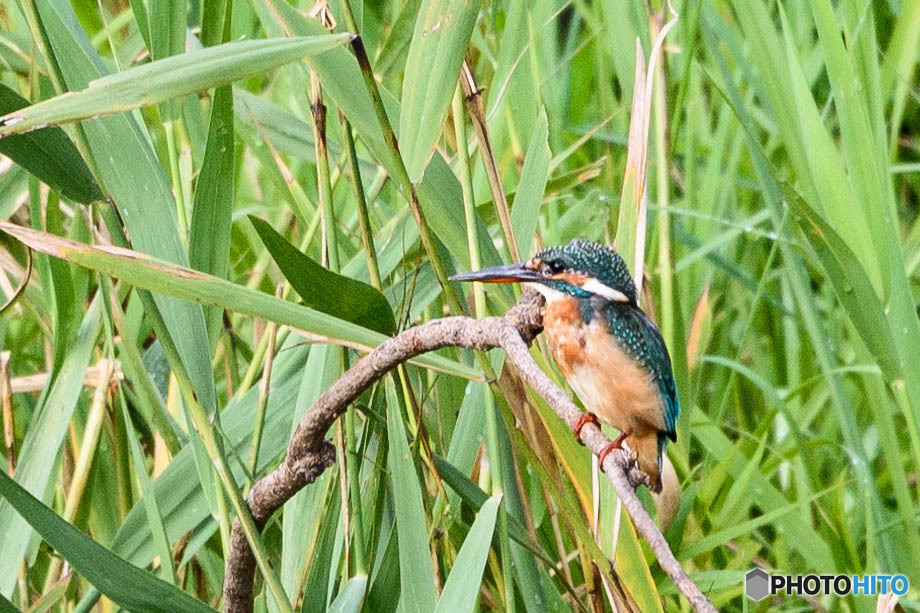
<box><xmin>450</xmin><ymin>239</ymin><xmax>637</xmax><ymax>305</ymax></box>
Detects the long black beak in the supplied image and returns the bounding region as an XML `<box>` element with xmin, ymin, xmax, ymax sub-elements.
<box><xmin>449</xmin><ymin>262</ymin><xmax>544</xmax><ymax>284</ymax></box>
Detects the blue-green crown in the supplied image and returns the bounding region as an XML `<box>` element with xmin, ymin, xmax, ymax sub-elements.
<box><xmin>534</xmin><ymin>239</ymin><xmax>637</xmax><ymax>303</ymax></box>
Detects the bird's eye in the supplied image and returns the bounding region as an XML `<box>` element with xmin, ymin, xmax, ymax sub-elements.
<box><xmin>548</xmin><ymin>260</ymin><xmax>565</xmax><ymax>274</ymax></box>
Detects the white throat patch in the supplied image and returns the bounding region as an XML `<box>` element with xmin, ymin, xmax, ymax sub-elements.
<box><xmin>581</xmin><ymin>278</ymin><xmax>630</xmax><ymax>303</ymax></box>
<box><xmin>524</xmin><ymin>279</ymin><xmax>630</xmax><ymax>304</ymax></box>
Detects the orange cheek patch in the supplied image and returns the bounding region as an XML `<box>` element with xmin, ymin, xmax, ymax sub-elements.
<box><xmin>551</xmin><ymin>272</ymin><xmax>588</xmax><ymax>286</ymax></box>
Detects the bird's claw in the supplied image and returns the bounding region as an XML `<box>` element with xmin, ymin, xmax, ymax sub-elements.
<box><xmin>597</xmin><ymin>431</ymin><xmax>629</xmax><ymax>472</ymax></box>
<box><xmin>573</xmin><ymin>412</ymin><xmax>600</xmax><ymax>443</ymax></box>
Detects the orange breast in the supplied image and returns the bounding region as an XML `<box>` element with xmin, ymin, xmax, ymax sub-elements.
<box><xmin>544</xmin><ymin>298</ymin><xmax>665</xmax><ymax>435</ymax></box>
<box><xmin>543</xmin><ymin>297</ymin><xmax>588</xmax><ymax>377</ymax></box>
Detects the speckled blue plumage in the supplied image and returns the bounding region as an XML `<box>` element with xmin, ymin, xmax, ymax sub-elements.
<box><xmin>535</xmin><ymin>239</ymin><xmax>638</xmax><ymax>304</ymax></box>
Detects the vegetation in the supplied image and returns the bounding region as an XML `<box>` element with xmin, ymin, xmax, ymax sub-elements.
<box><xmin>0</xmin><ymin>0</ymin><xmax>918</xmax><ymax>611</ymax></box>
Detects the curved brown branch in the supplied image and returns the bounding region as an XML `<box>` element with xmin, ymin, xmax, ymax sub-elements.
<box><xmin>223</xmin><ymin>292</ymin><xmax>715</xmax><ymax>613</ymax></box>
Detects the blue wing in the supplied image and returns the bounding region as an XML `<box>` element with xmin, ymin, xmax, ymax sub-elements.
<box><xmin>602</xmin><ymin>302</ymin><xmax>680</xmax><ymax>441</ymax></box>
<box><xmin>636</xmin><ymin>309</ymin><xmax>680</xmax><ymax>441</ymax></box>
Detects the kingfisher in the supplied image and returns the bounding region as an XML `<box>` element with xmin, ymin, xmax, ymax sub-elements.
<box><xmin>451</xmin><ymin>239</ymin><xmax>679</xmax><ymax>492</ymax></box>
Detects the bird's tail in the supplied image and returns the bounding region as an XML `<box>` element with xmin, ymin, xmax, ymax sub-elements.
<box><xmin>632</xmin><ymin>432</ymin><xmax>664</xmax><ymax>493</ymax></box>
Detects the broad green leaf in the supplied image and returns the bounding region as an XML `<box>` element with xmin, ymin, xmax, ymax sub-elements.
<box><xmin>510</xmin><ymin>108</ymin><xmax>550</xmax><ymax>256</ymax></box>
<box><xmin>434</xmin><ymin>495</ymin><xmax>500</xmax><ymax>613</ymax></box>
<box><xmin>149</xmin><ymin>0</ymin><xmax>186</xmax><ymax>120</ymax></box>
<box><xmin>492</xmin><ymin>397</ymin><xmax>549</xmax><ymax>612</ymax></box>
<box><xmin>782</xmin><ymin>185</ymin><xmax>902</xmax><ymax>379</ymax></box>
<box><xmin>0</xmin><ymin>221</ymin><xmax>477</xmax><ymax>380</ymax></box>
<box><xmin>189</xmin><ymin>84</ymin><xmax>235</xmax><ymax>346</ymax></box>
<box><xmin>200</xmin><ymin>0</ymin><xmax>230</xmax><ymax>48</ymax></box>
<box><xmin>444</xmin><ymin>383</ymin><xmax>486</xmax><ymax>510</ymax></box>
<box><xmin>0</xmin><ymin>84</ymin><xmax>102</xmax><ymax>203</ymax></box>
<box><xmin>149</xmin><ymin>0</ymin><xmax>184</xmax><ymax>62</ymax></box>
<box><xmin>0</xmin><ymin>35</ymin><xmax>352</xmax><ymax>136</ymax></box>
<box><xmin>329</xmin><ymin>574</ymin><xmax>368</xmax><ymax>613</ymax></box>
<box><xmin>485</xmin><ymin>0</ymin><xmax>542</xmax><ymax>152</ymax></box>
<box><xmin>399</xmin><ymin>0</ymin><xmax>479</xmax><ymax>182</ymax></box>
<box><xmin>365</xmin><ymin>527</ymin><xmax>400</xmax><ymax>611</ymax></box>
<box><xmin>43</xmin><ymin>196</ymin><xmax>78</xmax><ymax>372</ymax></box>
<box><xmin>776</xmin><ymin>7</ymin><xmax>884</xmax><ymax>298</ymax></box>
<box><xmin>611</xmin><ymin>508</ymin><xmax>665</xmax><ymax>613</ymax></box>
<box><xmin>879</xmin><ymin>0</ymin><xmax>920</xmax><ymax>98</ymax></box>
<box><xmin>299</xmin><ymin>485</ymin><xmax>341</xmax><ymax>613</ymax></box>
<box><xmin>0</xmin><ymin>470</ymin><xmax>214</xmax><ymax>613</ymax></box>
<box><xmin>386</xmin><ymin>381</ymin><xmax>437</xmax><ymax>613</ymax></box>
<box><xmin>250</xmin><ymin>216</ymin><xmax>397</xmax><ymax>335</ymax></box>
<box><xmin>598</xmin><ymin>0</ymin><xmax>640</xmax><ymax>98</ymax></box>
<box><xmin>376</xmin><ymin>0</ymin><xmax>423</xmax><ymax>79</ymax></box>
<box><xmin>126</xmin><ymin>0</ymin><xmax>150</xmax><ymax>50</ymax></box>
<box><xmin>809</xmin><ymin>0</ymin><xmax>893</xmax><ymax>300</ymax></box>
<box><xmin>417</xmin><ymin>153</ymin><xmax>504</xmax><ymax>272</ymax></box>
<box><xmin>117</xmin><ymin>376</ymin><xmax>177</xmax><ymax>584</ymax></box>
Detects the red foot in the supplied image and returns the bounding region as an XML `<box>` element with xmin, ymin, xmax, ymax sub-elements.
<box><xmin>598</xmin><ymin>432</ymin><xmax>629</xmax><ymax>471</ymax></box>
<box><xmin>573</xmin><ymin>413</ymin><xmax>600</xmax><ymax>443</ymax></box>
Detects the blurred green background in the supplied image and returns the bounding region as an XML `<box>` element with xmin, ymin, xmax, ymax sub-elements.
<box><xmin>0</xmin><ymin>0</ymin><xmax>918</xmax><ymax>611</ymax></box>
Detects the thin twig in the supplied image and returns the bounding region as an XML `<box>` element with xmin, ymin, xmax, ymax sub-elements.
<box><xmin>459</xmin><ymin>61</ymin><xmax>521</xmax><ymax>262</ymax></box>
<box><xmin>223</xmin><ymin>292</ymin><xmax>715</xmax><ymax>613</ymax></box>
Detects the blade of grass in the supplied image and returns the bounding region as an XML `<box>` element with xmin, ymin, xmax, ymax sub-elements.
<box><xmin>328</xmin><ymin>574</ymin><xmax>368</xmax><ymax>613</ymax></box>
<box><xmin>188</xmin><ymin>48</ymin><xmax>235</xmax><ymax>347</ymax></box>
<box><xmin>510</xmin><ymin>108</ymin><xmax>550</xmax><ymax>257</ymax></box>
<box><xmin>148</xmin><ymin>0</ymin><xmax>185</xmax><ymax>121</ymax></box>
<box><xmin>0</xmin><ymin>470</ymin><xmax>215</xmax><ymax>612</ymax></box>
<box><xmin>386</xmin><ymin>379</ymin><xmax>437</xmax><ymax>612</ymax></box>
<box><xmin>0</xmin><ymin>35</ymin><xmax>353</xmax><ymax>136</ymax></box>
<box><xmin>0</xmin><ymin>299</ymin><xmax>100</xmax><ymax>596</ymax></box>
<box><xmin>702</xmin><ymin>17</ymin><xmax>902</xmax><ymax>575</ymax></box>
<box><xmin>101</xmin><ymin>279</ymin><xmax>176</xmax><ymax>584</ymax></box>
<box><xmin>434</xmin><ymin>494</ymin><xmax>501</xmax><ymax>613</ymax></box>
<box><xmin>400</xmin><ymin>0</ymin><xmax>479</xmax><ymax>182</ymax></box>
<box><xmin>34</xmin><ymin>0</ymin><xmax>219</xmax><ymax>437</ymax></box>
<box><xmin>0</xmin><ymin>222</ymin><xmax>478</xmax><ymax>378</ymax></box>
